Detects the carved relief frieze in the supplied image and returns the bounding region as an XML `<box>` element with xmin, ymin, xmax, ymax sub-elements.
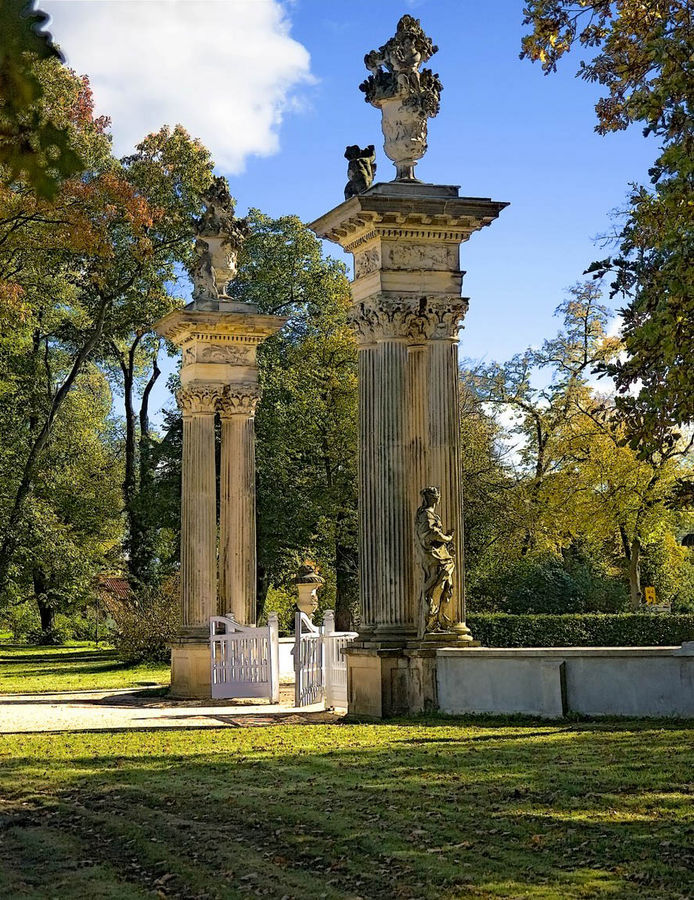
<box><xmin>183</xmin><ymin>343</ymin><xmax>254</xmax><ymax>366</ymax></box>
<box><xmin>382</xmin><ymin>242</ymin><xmax>457</xmax><ymax>271</ymax></box>
<box><xmin>354</xmin><ymin>246</ymin><xmax>381</xmax><ymax>279</ymax></box>
<box><xmin>348</xmin><ymin>295</ymin><xmax>469</xmax><ymax>345</ymax></box>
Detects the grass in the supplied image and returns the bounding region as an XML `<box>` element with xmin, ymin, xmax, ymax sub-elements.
<box><xmin>0</xmin><ymin>719</ymin><xmax>692</xmax><ymax>898</ymax></box>
<box><xmin>0</xmin><ymin>641</ymin><xmax>170</xmax><ymax>694</ymax></box>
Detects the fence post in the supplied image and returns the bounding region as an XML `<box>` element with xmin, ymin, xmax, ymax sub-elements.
<box><xmin>323</xmin><ymin>609</ymin><xmax>335</xmax><ymax>635</ymax></box>
<box><xmin>294</xmin><ymin>610</ymin><xmax>303</xmax><ymax>708</ymax></box>
<box><xmin>323</xmin><ymin>609</ymin><xmax>335</xmax><ymax>708</ymax></box>
<box><xmin>268</xmin><ymin>612</ymin><xmax>280</xmax><ymax>703</ymax></box>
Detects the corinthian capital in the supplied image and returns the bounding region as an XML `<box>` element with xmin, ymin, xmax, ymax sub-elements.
<box><xmin>177</xmin><ymin>384</ymin><xmax>222</xmax><ymax>415</ymax></box>
<box><xmin>217</xmin><ymin>383</ymin><xmax>261</xmax><ymax>418</ymax></box>
<box><xmin>348</xmin><ymin>296</ymin><xmax>469</xmax><ymax>345</ymax></box>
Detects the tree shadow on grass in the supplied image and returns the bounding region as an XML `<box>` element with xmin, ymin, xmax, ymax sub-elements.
<box><xmin>1</xmin><ymin>722</ymin><xmax>692</xmax><ymax>898</ymax></box>
<box><xmin>0</xmin><ymin>650</ymin><xmax>119</xmax><ymax>666</ymax></box>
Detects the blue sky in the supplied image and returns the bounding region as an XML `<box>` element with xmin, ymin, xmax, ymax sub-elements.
<box><xmin>246</xmin><ymin>0</ymin><xmax>653</xmax><ymax>360</ymax></box>
<box><xmin>44</xmin><ymin>0</ymin><xmax>655</xmax><ymax>419</ymax></box>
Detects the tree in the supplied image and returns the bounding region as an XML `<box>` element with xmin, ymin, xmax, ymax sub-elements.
<box><xmin>0</xmin><ymin>361</ymin><xmax>122</xmax><ymax>638</ymax></box>
<box><xmin>521</xmin><ymin>0</ymin><xmax>694</xmax><ymax>433</ymax></box>
<box><xmin>471</xmin><ymin>282</ymin><xmax>693</xmax><ymax>608</ymax></box>
<box><xmin>0</xmin><ymin>56</ymin><xmax>214</xmax><ymax>608</ymax></box>
<box><xmin>458</xmin><ymin>373</ymin><xmax>519</xmax><ymax>575</ymax></box>
<box><xmin>105</xmin><ymin>126</ymin><xmax>214</xmax><ymax>586</ymax></box>
<box><xmin>473</xmin><ymin>283</ymin><xmax>619</xmax><ymax>555</ymax></box>
<box><xmin>0</xmin><ymin>0</ymin><xmax>83</xmax><ymax>196</ymax></box>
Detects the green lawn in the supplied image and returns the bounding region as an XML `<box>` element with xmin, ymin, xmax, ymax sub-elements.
<box><xmin>0</xmin><ymin>720</ymin><xmax>692</xmax><ymax>898</ymax></box>
<box><xmin>0</xmin><ymin>641</ymin><xmax>170</xmax><ymax>694</ymax></box>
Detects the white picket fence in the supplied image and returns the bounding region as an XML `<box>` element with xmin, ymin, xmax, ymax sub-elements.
<box><xmin>209</xmin><ymin>613</ymin><xmax>279</xmax><ymax>701</ymax></box>
<box><xmin>294</xmin><ymin>610</ymin><xmax>357</xmax><ymax>709</ymax></box>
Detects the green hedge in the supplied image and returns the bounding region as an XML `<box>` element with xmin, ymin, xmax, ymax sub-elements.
<box><xmin>466</xmin><ymin>613</ymin><xmax>694</xmax><ymax>648</ymax></box>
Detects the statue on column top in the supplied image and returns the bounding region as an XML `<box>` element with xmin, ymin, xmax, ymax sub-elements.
<box><xmin>360</xmin><ymin>15</ymin><xmax>443</xmax><ymax>182</ymax></box>
<box><xmin>344</xmin><ymin>144</ymin><xmax>377</xmax><ymax>199</ymax></box>
<box><xmin>190</xmin><ymin>176</ymin><xmax>249</xmax><ymax>304</ymax></box>
<box><xmin>415</xmin><ymin>486</ymin><xmax>455</xmax><ymax>637</ymax></box>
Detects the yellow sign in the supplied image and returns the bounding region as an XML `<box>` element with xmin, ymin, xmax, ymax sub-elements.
<box><xmin>644</xmin><ymin>586</ymin><xmax>656</xmax><ymax>605</ymax></box>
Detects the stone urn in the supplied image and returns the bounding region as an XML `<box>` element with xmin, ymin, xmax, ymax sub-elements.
<box><xmin>359</xmin><ymin>15</ymin><xmax>442</xmax><ymax>182</ymax></box>
<box><xmin>293</xmin><ymin>564</ymin><xmax>324</xmax><ymax>618</ymax></box>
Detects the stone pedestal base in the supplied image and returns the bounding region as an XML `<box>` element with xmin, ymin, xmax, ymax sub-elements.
<box><xmin>346</xmin><ymin>640</ymin><xmax>480</xmax><ymax>718</ymax></box>
<box><xmin>170</xmin><ymin>640</ymin><xmax>211</xmax><ymax>699</ymax></box>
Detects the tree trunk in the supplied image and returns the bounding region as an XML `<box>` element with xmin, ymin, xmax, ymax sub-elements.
<box><xmin>334</xmin><ymin>513</ymin><xmax>357</xmax><ymax>630</ymax></box>
<box><xmin>128</xmin><ymin>345</ymin><xmax>161</xmax><ymax>586</ymax></box>
<box><xmin>256</xmin><ymin>564</ymin><xmax>270</xmax><ymax>624</ymax></box>
<box><xmin>628</xmin><ymin>536</ymin><xmax>642</xmax><ymax>610</ymax></box>
<box><xmin>0</xmin><ymin>297</ymin><xmax>112</xmax><ymax>593</ymax></box>
<box><xmin>33</xmin><ymin>568</ymin><xmax>56</xmax><ymax>639</ymax></box>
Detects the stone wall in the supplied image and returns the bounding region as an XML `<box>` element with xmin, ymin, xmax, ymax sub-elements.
<box><xmin>436</xmin><ymin>645</ymin><xmax>694</xmax><ymax>718</ymax></box>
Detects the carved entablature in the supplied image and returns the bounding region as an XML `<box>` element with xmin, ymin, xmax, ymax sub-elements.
<box><xmin>348</xmin><ymin>295</ymin><xmax>469</xmax><ymax>345</ymax></box>
<box><xmin>217</xmin><ymin>383</ymin><xmax>262</xmax><ymax>418</ymax></box>
<box><xmin>312</xmin><ymin>193</ymin><xmax>509</xmax><ymax>257</ymax></box>
<box><xmin>177</xmin><ymin>384</ymin><xmax>222</xmax><ymax>415</ymax></box>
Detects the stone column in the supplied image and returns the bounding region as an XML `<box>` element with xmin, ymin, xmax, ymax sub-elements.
<box><xmin>356</xmin><ymin>338</ymin><xmax>379</xmax><ymax>634</ymax></box>
<box><xmin>178</xmin><ymin>385</ymin><xmax>219</xmax><ymax>635</ymax></box>
<box><xmin>351</xmin><ymin>305</ymin><xmax>418</xmax><ymax>642</ymax></box>
<box><xmin>218</xmin><ymin>385</ymin><xmax>261</xmax><ymax>624</ymax></box>
<box><xmin>407</xmin><ymin>341</ymin><xmax>430</xmax><ymax>626</ymax></box>
<box><xmin>426</xmin><ymin>310</ymin><xmax>473</xmax><ymax>636</ymax></box>
<box><xmin>375</xmin><ymin>332</ymin><xmax>414</xmax><ymax>639</ymax></box>
<box><xmin>310</xmin><ymin>181</ymin><xmax>507</xmax><ymax>714</ymax></box>
<box><xmin>155</xmin><ymin>304</ymin><xmax>287</xmax><ymax>698</ymax></box>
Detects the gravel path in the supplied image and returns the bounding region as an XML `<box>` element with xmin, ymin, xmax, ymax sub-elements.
<box><xmin>0</xmin><ymin>684</ymin><xmax>342</xmax><ymax>733</ymax></box>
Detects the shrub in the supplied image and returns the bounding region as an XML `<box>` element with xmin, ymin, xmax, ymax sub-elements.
<box><xmin>25</xmin><ymin>624</ymin><xmax>67</xmax><ymax>645</ymax></box>
<box><xmin>111</xmin><ymin>576</ymin><xmax>180</xmax><ymax>662</ymax></box>
<box><xmin>469</xmin><ymin>553</ymin><xmax>629</xmax><ymax>614</ymax></box>
<box><xmin>467</xmin><ymin>613</ymin><xmax>694</xmax><ymax>647</ymax></box>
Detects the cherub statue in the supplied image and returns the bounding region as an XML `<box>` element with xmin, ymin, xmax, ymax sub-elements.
<box><xmin>344</xmin><ymin>145</ymin><xmax>377</xmax><ymax>199</ymax></box>
<box><xmin>415</xmin><ymin>486</ymin><xmax>455</xmax><ymax>637</ymax></box>
<box><xmin>190</xmin><ymin>238</ymin><xmax>218</xmax><ymax>303</ymax></box>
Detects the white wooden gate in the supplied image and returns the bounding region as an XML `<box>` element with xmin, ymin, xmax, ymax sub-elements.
<box><xmin>210</xmin><ymin>614</ymin><xmax>279</xmax><ymax>701</ymax></box>
<box><xmin>294</xmin><ymin>610</ymin><xmax>357</xmax><ymax>709</ymax></box>
<box><xmin>294</xmin><ymin>612</ymin><xmax>323</xmax><ymax>706</ymax></box>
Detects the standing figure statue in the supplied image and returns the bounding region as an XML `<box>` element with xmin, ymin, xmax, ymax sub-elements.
<box><xmin>415</xmin><ymin>486</ymin><xmax>455</xmax><ymax>637</ymax></box>
<box><xmin>344</xmin><ymin>145</ymin><xmax>377</xmax><ymax>199</ymax></box>
<box><xmin>190</xmin><ymin>238</ymin><xmax>219</xmax><ymax>303</ymax></box>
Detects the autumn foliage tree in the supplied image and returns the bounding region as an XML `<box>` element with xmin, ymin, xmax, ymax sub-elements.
<box><xmin>0</xmin><ymin>53</ymin><xmax>214</xmax><ymax>632</ymax></box>
<box><xmin>521</xmin><ymin>0</ymin><xmax>694</xmax><ymax>437</ymax></box>
<box><xmin>468</xmin><ymin>282</ymin><xmax>694</xmax><ymax>610</ymax></box>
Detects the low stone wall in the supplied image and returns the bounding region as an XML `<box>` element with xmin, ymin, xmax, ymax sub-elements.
<box><xmin>436</xmin><ymin>644</ymin><xmax>694</xmax><ymax>718</ymax></box>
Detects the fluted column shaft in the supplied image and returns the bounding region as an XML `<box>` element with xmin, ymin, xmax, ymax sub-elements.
<box><xmin>407</xmin><ymin>342</ymin><xmax>430</xmax><ymax>619</ymax></box>
<box><xmin>428</xmin><ymin>338</ymin><xmax>465</xmax><ymax>624</ymax></box>
<box><xmin>358</xmin><ymin>344</ymin><xmax>379</xmax><ymax>632</ymax></box>
<box><xmin>179</xmin><ymin>388</ymin><xmax>218</xmax><ymax>635</ymax></box>
<box><xmin>375</xmin><ymin>337</ymin><xmax>414</xmax><ymax>635</ymax></box>
<box><xmin>218</xmin><ymin>388</ymin><xmax>260</xmax><ymax>625</ymax></box>
<box><xmin>349</xmin><ymin>295</ymin><xmax>470</xmax><ymax>644</ymax></box>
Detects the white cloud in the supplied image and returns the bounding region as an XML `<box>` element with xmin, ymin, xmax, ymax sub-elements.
<box><xmin>43</xmin><ymin>0</ymin><xmax>313</xmax><ymax>171</ymax></box>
